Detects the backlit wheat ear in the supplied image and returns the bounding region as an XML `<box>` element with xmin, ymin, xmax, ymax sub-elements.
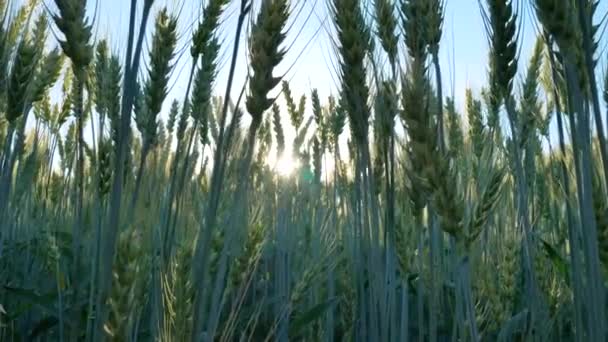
<box><xmin>425</xmin><ymin>0</ymin><xmax>443</xmax><ymax>55</ymax></box>
<box><xmin>106</xmin><ymin>54</ymin><xmax>122</xmax><ymax>147</ymax></box>
<box><xmin>293</xmin><ymin>116</ymin><xmax>313</xmax><ymax>154</ymax></box>
<box><xmin>469</xmin><ymin>166</ymin><xmax>505</xmax><ymax>246</ymax></box>
<box><xmin>176</xmin><ymin>98</ymin><xmax>189</xmax><ymax>143</ymax></box>
<box><xmin>191</xmin><ymin>0</ymin><xmax>229</xmax><ymax>58</ymax></box>
<box><xmin>401</xmin><ymin>0</ymin><xmax>427</xmax><ymax>62</ymax></box>
<box><xmin>272</xmin><ymin>103</ymin><xmax>285</xmax><ymax>156</ymax></box>
<box><xmin>401</xmin><ymin>0</ymin><xmax>463</xmax><ymax>238</ymax></box>
<box><xmin>311</xmin><ymin>89</ymin><xmax>322</xmax><ymax>127</ymax></box>
<box><xmin>137</xmin><ymin>8</ymin><xmax>177</xmax><ymax>149</ymax></box>
<box><xmin>376</xmin><ymin>80</ymin><xmax>397</xmax><ymax>143</ymax></box>
<box><xmin>533</xmin><ymin>0</ymin><xmax>578</xmax><ymax>53</ymax></box>
<box><xmin>208</xmin><ymin>101</ymin><xmax>220</xmax><ymax>144</ymax></box>
<box><xmin>426</xmin><ymin>157</ymin><xmax>463</xmax><ymax>238</ymax></box>
<box><xmin>31</xmin><ymin>48</ymin><xmax>64</xmax><ymax>105</ymax></box>
<box><xmin>399</xmin><ymin>7</ymin><xmax>432</xmax><ymax>216</ymax></box>
<box><xmin>198</xmin><ymin>105</ymin><xmax>210</xmax><ymax>147</ymax></box>
<box><xmin>400</xmin><ymin>68</ymin><xmax>430</xmax><ymax>215</ymax></box>
<box><xmin>7</xmin><ymin>1</ymin><xmax>35</xmax><ymax>49</ymax></box>
<box><xmin>297</xmin><ymin>93</ymin><xmax>306</xmax><ymax>122</ymax></box>
<box><xmin>329</xmin><ymin>95</ymin><xmax>346</xmax><ymax>149</ymax></box>
<box><xmin>374</xmin><ymin>0</ymin><xmax>398</xmax><ymax>68</ymax></box>
<box><xmin>245</xmin><ymin>0</ymin><xmax>290</xmax><ymax>131</ymax></box>
<box><xmin>486</xmin><ymin>0</ymin><xmax>518</xmax><ymax>102</ymax></box>
<box><xmin>98</xmin><ymin>139</ymin><xmax>113</xmax><ymax>197</ymax></box>
<box><xmin>332</xmin><ymin>0</ymin><xmax>372</xmax><ymax>146</ymax></box>
<box><xmin>52</xmin><ymin>0</ymin><xmax>93</xmax><ymax>76</ymax></box>
<box><xmin>229</xmin><ymin>224</ymin><xmax>265</xmax><ymax>288</ymax></box>
<box><xmin>6</xmin><ymin>38</ymin><xmax>37</xmax><ymax>123</ymax></box>
<box><xmin>466</xmin><ymin>88</ymin><xmax>485</xmax><ymax>160</ymax></box>
<box><xmin>133</xmin><ymin>82</ymin><xmax>146</xmax><ymax>136</ymax></box>
<box><xmin>191</xmin><ymin>36</ymin><xmax>220</xmax><ymax>130</ymax></box>
<box><xmin>519</xmin><ymin>37</ymin><xmax>543</xmax><ymax>148</ymax></box>
<box><xmin>539</xmin><ymin>1</ymin><xmax>590</xmax><ymax>90</ymax></box>
<box><xmin>283</xmin><ymin>80</ymin><xmax>302</xmax><ymax>130</ymax></box>
<box><xmin>167</xmin><ymin>99</ymin><xmax>179</xmax><ymax>138</ymax></box>
<box><xmin>312</xmin><ymin>136</ymin><xmax>322</xmax><ymax>183</ymax></box>
<box><xmin>311</xmin><ymin>89</ymin><xmax>329</xmax><ymax>152</ymax></box>
<box><xmin>189</xmin><ymin>0</ymin><xmax>227</xmax><ymax>154</ymax></box>
<box><xmin>446</xmin><ymin>97</ymin><xmax>464</xmax><ymax>159</ymax></box>
<box><xmin>372</xmin><ymin>80</ymin><xmax>395</xmax><ymax>183</ymax></box>
<box><xmin>482</xmin><ymin>87</ymin><xmax>501</xmax><ymax>133</ymax></box>
<box><xmin>31</xmin><ymin>13</ymin><xmax>49</xmax><ymax>52</ymax></box>
<box><xmin>94</xmin><ymin>40</ymin><xmax>109</xmax><ymax>115</ymax></box>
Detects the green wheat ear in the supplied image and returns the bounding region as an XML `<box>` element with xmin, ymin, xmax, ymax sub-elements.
<box><xmin>332</xmin><ymin>0</ymin><xmax>372</xmax><ymax>146</ymax></box>
<box><xmin>7</xmin><ymin>39</ymin><xmax>38</xmax><ymax>123</ymax></box>
<box><xmin>376</xmin><ymin>80</ymin><xmax>398</xmax><ymax>145</ymax></box>
<box><xmin>519</xmin><ymin>37</ymin><xmax>543</xmax><ymax>148</ymax></box>
<box><xmin>106</xmin><ymin>54</ymin><xmax>123</xmax><ymax>147</ymax></box>
<box><xmin>533</xmin><ymin>0</ymin><xmax>578</xmax><ymax>53</ymax></box>
<box><xmin>486</xmin><ymin>0</ymin><xmax>518</xmax><ymax>101</ymax></box>
<box><xmin>191</xmin><ymin>36</ymin><xmax>220</xmax><ymax>130</ymax></box>
<box><xmin>136</xmin><ymin>8</ymin><xmax>178</xmax><ymax>149</ymax></box>
<box><xmin>425</xmin><ymin>0</ymin><xmax>443</xmax><ymax>55</ymax></box>
<box><xmin>94</xmin><ymin>40</ymin><xmax>109</xmax><ymax>115</ymax></box>
<box><xmin>6</xmin><ymin>1</ymin><xmax>35</xmax><ymax>50</ymax></box>
<box><xmin>311</xmin><ymin>90</ymin><xmax>330</xmax><ymax>151</ymax></box>
<box><xmin>466</xmin><ymin>88</ymin><xmax>485</xmax><ymax>160</ymax></box>
<box><xmin>283</xmin><ymin>80</ymin><xmax>303</xmax><ymax>130</ymax></box>
<box><xmin>167</xmin><ymin>100</ymin><xmax>180</xmax><ymax>137</ymax></box>
<box><xmin>191</xmin><ymin>0</ymin><xmax>230</xmax><ymax>58</ymax></box>
<box><xmin>446</xmin><ymin>97</ymin><xmax>464</xmax><ymax>159</ymax></box>
<box><xmin>374</xmin><ymin>0</ymin><xmax>398</xmax><ymax>67</ymax></box>
<box><xmin>312</xmin><ymin>136</ymin><xmax>322</xmax><ymax>183</ymax></box>
<box><xmin>329</xmin><ymin>95</ymin><xmax>346</xmax><ymax>149</ymax></box>
<box><xmin>272</xmin><ymin>104</ymin><xmax>285</xmax><ymax>156</ymax></box>
<box><xmin>401</xmin><ymin>0</ymin><xmax>428</xmax><ymax>61</ymax></box>
<box><xmin>52</xmin><ymin>0</ymin><xmax>93</xmax><ymax>74</ymax></box>
<box><xmin>246</xmin><ymin>0</ymin><xmax>290</xmax><ymax>131</ymax></box>
<box><xmin>468</xmin><ymin>165</ymin><xmax>506</xmax><ymax>247</ymax></box>
<box><xmin>31</xmin><ymin>48</ymin><xmax>64</xmax><ymax>104</ymax></box>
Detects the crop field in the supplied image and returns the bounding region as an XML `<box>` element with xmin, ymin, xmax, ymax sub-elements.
<box><xmin>0</xmin><ymin>0</ymin><xmax>608</xmax><ymax>341</ymax></box>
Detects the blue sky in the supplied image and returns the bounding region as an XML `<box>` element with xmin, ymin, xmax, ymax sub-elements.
<box><xmin>91</xmin><ymin>0</ymin><xmax>515</xmax><ymax>105</ymax></box>
<box><xmin>90</xmin><ymin>0</ymin><xmax>607</xmax><ymax>103</ymax></box>
<box><xmin>74</xmin><ymin>0</ymin><xmax>608</xmax><ymax>158</ymax></box>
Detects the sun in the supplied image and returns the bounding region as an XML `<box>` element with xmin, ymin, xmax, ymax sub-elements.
<box><xmin>271</xmin><ymin>154</ymin><xmax>299</xmax><ymax>177</ymax></box>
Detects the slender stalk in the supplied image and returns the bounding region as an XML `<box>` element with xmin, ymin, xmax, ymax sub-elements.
<box><xmin>191</xmin><ymin>2</ymin><xmax>250</xmax><ymax>338</ymax></box>
<box><xmin>563</xmin><ymin>58</ymin><xmax>605</xmax><ymax>341</ymax></box>
<box><xmin>575</xmin><ymin>0</ymin><xmax>608</xmax><ymax>189</ymax></box>
<box><xmin>96</xmin><ymin>1</ymin><xmax>153</xmax><ymax>339</ymax></box>
<box><xmin>546</xmin><ymin>44</ymin><xmax>585</xmax><ymax>341</ymax></box>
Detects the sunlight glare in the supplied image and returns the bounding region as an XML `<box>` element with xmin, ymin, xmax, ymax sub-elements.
<box><xmin>274</xmin><ymin>154</ymin><xmax>299</xmax><ymax>177</ymax></box>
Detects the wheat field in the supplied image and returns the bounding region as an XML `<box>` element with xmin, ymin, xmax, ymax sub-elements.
<box><xmin>0</xmin><ymin>0</ymin><xmax>607</xmax><ymax>341</ymax></box>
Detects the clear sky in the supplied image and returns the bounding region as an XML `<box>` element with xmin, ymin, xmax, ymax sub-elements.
<box><xmin>69</xmin><ymin>0</ymin><xmax>608</xmax><ymax>159</ymax></box>
<box><xmin>89</xmin><ymin>0</ymin><xmax>607</xmax><ymax>103</ymax></box>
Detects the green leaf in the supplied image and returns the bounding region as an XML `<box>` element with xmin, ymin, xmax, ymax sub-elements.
<box><xmin>407</xmin><ymin>272</ymin><xmax>420</xmax><ymax>288</ymax></box>
<box><xmin>289</xmin><ymin>297</ymin><xmax>337</xmax><ymax>338</ymax></box>
<box><xmin>539</xmin><ymin>237</ymin><xmax>570</xmax><ymax>284</ymax></box>
<box><xmin>3</xmin><ymin>286</ymin><xmax>58</xmax><ymax>317</ymax></box>
<box><xmin>497</xmin><ymin>309</ymin><xmax>530</xmax><ymax>342</ymax></box>
<box><xmin>29</xmin><ymin>316</ymin><xmax>59</xmax><ymax>339</ymax></box>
